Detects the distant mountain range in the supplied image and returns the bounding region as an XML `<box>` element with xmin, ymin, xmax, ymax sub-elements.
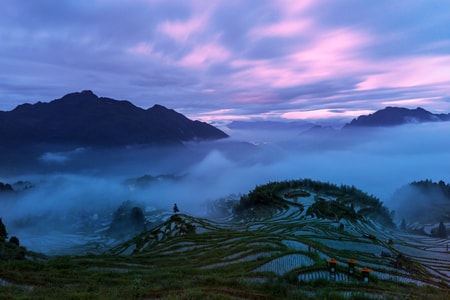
<box><xmin>345</xmin><ymin>107</ymin><xmax>450</xmax><ymax>128</ymax></box>
<box><xmin>227</xmin><ymin>107</ymin><xmax>450</xmax><ymax>132</ymax></box>
<box><xmin>1</xmin><ymin>90</ymin><xmax>448</xmax><ymax>151</ymax></box>
<box><xmin>227</xmin><ymin>120</ymin><xmax>313</xmax><ymax>131</ymax></box>
<box><xmin>0</xmin><ymin>90</ymin><xmax>228</xmax><ymax>148</ymax></box>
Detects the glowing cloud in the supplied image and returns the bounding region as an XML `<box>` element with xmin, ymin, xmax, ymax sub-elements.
<box><xmin>1</xmin><ymin>0</ymin><xmax>450</xmax><ymax>123</ymax></box>
<box><xmin>178</xmin><ymin>42</ymin><xmax>231</xmax><ymax>68</ymax></box>
<box><xmin>250</xmin><ymin>19</ymin><xmax>312</xmax><ymax>39</ymax></box>
<box><xmin>281</xmin><ymin>109</ymin><xmax>374</xmax><ymax>120</ymax></box>
<box><xmin>358</xmin><ymin>55</ymin><xmax>450</xmax><ymax>91</ymax></box>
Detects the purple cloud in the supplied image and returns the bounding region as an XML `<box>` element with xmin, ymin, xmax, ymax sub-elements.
<box><xmin>1</xmin><ymin>0</ymin><xmax>450</xmax><ymax>123</ymax></box>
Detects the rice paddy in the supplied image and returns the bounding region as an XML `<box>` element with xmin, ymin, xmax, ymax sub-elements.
<box><xmin>1</xmin><ymin>185</ymin><xmax>449</xmax><ymax>299</ymax></box>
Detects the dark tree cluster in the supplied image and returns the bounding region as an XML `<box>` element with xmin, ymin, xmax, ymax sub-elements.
<box><xmin>169</xmin><ymin>214</ymin><xmax>196</xmax><ymax>234</ymax></box>
<box><xmin>233</xmin><ymin>179</ymin><xmax>395</xmax><ymax>227</ymax></box>
<box><xmin>0</xmin><ymin>181</ymin><xmax>13</xmax><ymax>192</ymax></box>
<box><xmin>391</xmin><ymin>179</ymin><xmax>450</xmax><ymax>224</ymax></box>
<box><xmin>0</xmin><ymin>218</ymin><xmax>7</xmax><ymax>240</ymax></box>
<box><xmin>0</xmin><ymin>218</ymin><xmax>26</xmax><ymax>260</ymax></box>
<box><xmin>400</xmin><ymin>218</ymin><xmax>407</xmax><ymax>230</ymax></box>
<box><xmin>410</xmin><ymin>180</ymin><xmax>450</xmax><ymax>198</ymax></box>
<box><xmin>206</xmin><ymin>195</ymin><xmax>240</xmax><ymax>218</ymax></box>
<box><xmin>108</xmin><ymin>201</ymin><xmax>146</xmax><ymax>238</ymax></box>
<box><xmin>233</xmin><ymin>181</ymin><xmax>291</xmax><ymax>218</ymax></box>
<box><xmin>306</xmin><ymin>196</ymin><xmax>360</xmax><ymax>221</ymax></box>
<box><xmin>432</xmin><ymin>221</ymin><xmax>448</xmax><ymax>238</ymax></box>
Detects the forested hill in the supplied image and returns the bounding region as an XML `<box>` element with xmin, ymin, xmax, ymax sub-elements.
<box><xmin>390</xmin><ymin>180</ymin><xmax>450</xmax><ymax>224</ymax></box>
<box><xmin>234</xmin><ymin>179</ymin><xmax>395</xmax><ymax>228</ymax></box>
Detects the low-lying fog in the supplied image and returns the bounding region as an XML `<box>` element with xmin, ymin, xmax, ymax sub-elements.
<box><xmin>1</xmin><ymin>121</ymin><xmax>449</xmax><ymax>254</ymax></box>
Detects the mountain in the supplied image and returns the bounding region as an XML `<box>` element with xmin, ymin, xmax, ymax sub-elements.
<box><xmin>227</xmin><ymin>120</ymin><xmax>314</xmax><ymax>131</ymax></box>
<box><xmin>0</xmin><ymin>90</ymin><xmax>228</xmax><ymax>147</ymax></box>
<box><xmin>344</xmin><ymin>106</ymin><xmax>450</xmax><ymax>128</ymax></box>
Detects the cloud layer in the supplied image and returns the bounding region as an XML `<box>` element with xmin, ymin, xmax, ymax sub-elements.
<box><xmin>1</xmin><ymin>0</ymin><xmax>450</xmax><ymax>122</ymax></box>
<box><xmin>1</xmin><ymin>121</ymin><xmax>450</xmax><ymax>253</ymax></box>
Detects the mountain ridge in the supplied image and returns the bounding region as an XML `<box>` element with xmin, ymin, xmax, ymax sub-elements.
<box><xmin>344</xmin><ymin>106</ymin><xmax>450</xmax><ymax>128</ymax></box>
<box><xmin>0</xmin><ymin>90</ymin><xmax>228</xmax><ymax>147</ymax></box>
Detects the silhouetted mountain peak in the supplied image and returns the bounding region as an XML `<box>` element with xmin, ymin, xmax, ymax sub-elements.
<box><xmin>58</xmin><ymin>90</ymin><xmax>99</xmax><ymax>103</ymax></box>
<box><xmin>345</xmin><ymin>106</ymin><xmax>450</xmax><ymax>128</ymax></box>
<box><xmin>150</xmin><ymin>104</ymin><xmax>168</xmax><ymax>110</ymax></box>
<box><xmin>0</xmin><ymin>90</ymin><xmax>228</xmax><ymax>148</ymax></box>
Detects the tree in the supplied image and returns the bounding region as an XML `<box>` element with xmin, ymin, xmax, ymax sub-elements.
<box><xmin>400</xmin><ymin>218</ymin><xmax>407</xmax><ymax>231</ymax></box>
<box><xmin>130</xmin><ymin>207</ymin><xmax>145</xmax><ymax>230</ymax></box>
<box><xmin>0</xmin><ymin>182</ymin><xmax>13</xmax><ymax>192</ymax></box>
<box><xmin>108</xmin><ymin>201</ymin><xmax>146</xmax><ymax>237</ymax></box>
<box><xmin>9</xmin><ymin>236</ymin><xmax>19</xmax><ymax>246</ymax></box>
<box><xmin>0</xmin><ymin>218</ymin><xmax>7</xmax><ymax>241</ymax></box>
<box><xmin>173</xmin><ymin>203</ymin><xmax>179</xmax><ymax>215</ymax></box>
<box><xmin>437</xmin><ymin>221</ymin><xmax>447</xmax><ymax>238</ymax></box>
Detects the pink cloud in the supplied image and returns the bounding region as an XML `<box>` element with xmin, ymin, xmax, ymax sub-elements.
<box><xmin>296</xmin><ymin>28</ymin><xmax>369</xmax><ymax>64</ymax></box>
<box><xmin>381</xmin><ymin>97</ymin><xmax>442</xmax><ymax>108</ymax></box>
<box><xmin>249</xmin><ymin>0</ymin><xmax>315</xmax><ymax>39</ymax></box>
<box><xmin>274</xmin><ymin>0</ymin><xmax>317</xmax><ymax>17</ymax></box>
<box><xmin>190</xmin><ymin>108</ymin><xmax>283</xmax><ymax>124</ymax></box>
<box><xmin>188</xmin><ymin>109</ymin><xmax>250</xmax><ymax>123</ymax></box>
<box><xmin>231</xmin><ymin>58</ymin><xmax>305</xmax><ymax>89</ymax></box>
<box><xmin>250</xmin><ymin>19</ymin><xmax>311</xmax><ymax>38</ymax></box>
<box><xmin>357</xmin><ymin>55</ymin><xmax>450</xmax><ymax>91</ymax></box>
<box><xmin>287</xmin><ymin>29</ymin><xmax>371</xmax><ymax>83</ymax></box>
<box><xmin>157</xmin><ymin>1</ymin><xmax>218</xmax><ymax>44</ymax></box>
<box><xmin>178</xmin><ymin>42</ymin><xmax>230</xmax><ymax>68</ymax></box>
<box><xmin>281</xmin><ymin>109</ymin><xmax>374</xmax><ymax>120</ymax></box>
<box><xmin>231</xmin><ymin>28</ymin><xmax>371</xmax><ymax>90</ymax></box>
<box><xmin>126</xmin><ymin>41</ymin><xmax>171</xmax><ymax>65</ymax></box>
<box><xmin>158</xmin><ymin>17</ymin><xmax>206</xmax><ymax>44</ymax></box>
<box><xmin>231</xmin><ymin>91</ymin><xmax>280</xmax><ymax>104</ymax></box>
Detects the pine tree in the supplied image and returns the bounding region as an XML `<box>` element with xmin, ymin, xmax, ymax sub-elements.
<box><xmin>9</xmin><ymin>236</ymin><xmax>19</xmax><ymax>246</ymax></box>
<box><xmin>400</xmin><ymin>218</ymin><xmax>407</xmax><ymax>230</ymax></box>
<box><xmin>130</xmin><ymin>207</ymin><xmax>145</xmax><ymax>231</ymax></box>
<box><xmin>0</xmin><ymin>218</ymin><xmax>7</xmax><ymax>241</ymax></box>
<box><xmin>437</xmin><ymin>221</ymin><xmax>447</xmax><ymax>238</ymax></box>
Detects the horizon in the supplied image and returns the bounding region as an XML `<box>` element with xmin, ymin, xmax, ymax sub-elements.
<box><xmin>1</xmin><ymin>89</ymin><xmax>449</xmax><ymax>127</ymax></box>
<box><xmin>1</xmin><ymin>1</ymin><xmax>450</xmax><ymax>123</ymax></box>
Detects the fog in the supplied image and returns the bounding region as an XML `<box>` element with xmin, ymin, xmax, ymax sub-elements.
<box><xmin>1</xmin><ymin>121</ymin><xmax>450</xmax><ymax>254</ymax></box>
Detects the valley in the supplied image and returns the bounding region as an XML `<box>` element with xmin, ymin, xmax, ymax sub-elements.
<box><xmin>1</xmin><ymin>181</ymin><xmax>449</xmax><ymax>299</ymax></box>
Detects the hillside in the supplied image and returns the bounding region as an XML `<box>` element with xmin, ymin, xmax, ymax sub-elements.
<box><xmin>390</xmin><ymin>180</ymin><xmax>450</xmax><ymax>226</ymax></box>
<box><xmin>1</xmin><ymin>179</ymin><xmax>449</xmax><ymax>299</ymax></box>
<box><xmin>345</xmin><ymin>107</ymin><xmax>450</xmax><ymax>128</ymax></box>
<box><xmin>0</xmin><ymin>90</ymin><xmax>228</xmax><ymax>147</ymax></box>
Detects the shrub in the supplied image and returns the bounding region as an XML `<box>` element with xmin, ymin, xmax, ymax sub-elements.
<box><xmin>9</xmin><ymin>236</ymin><xmax>19</xmax><ymax>246</ymax></box>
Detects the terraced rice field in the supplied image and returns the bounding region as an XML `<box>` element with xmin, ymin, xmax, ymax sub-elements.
<box><xmin>108</xmin><ymin>188</ymin><xmax>449</xmax><ymax>291</ymax></box>
<box><xmin>1</xmin><ymin>188</ymin><xmax>449</xmax><ymax>299</ymax></box>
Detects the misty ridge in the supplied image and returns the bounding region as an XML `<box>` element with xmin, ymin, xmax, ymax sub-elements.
<box><xmin>1</xmin><ymin>92</ymin><xmax>450</xmax><ymax>254</ymax></box>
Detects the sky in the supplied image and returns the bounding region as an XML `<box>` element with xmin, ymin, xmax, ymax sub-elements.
<box><xmin>1</xmin><ymin>0</ymin><xmax>450</xmax><ymax>124</ymax></box>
